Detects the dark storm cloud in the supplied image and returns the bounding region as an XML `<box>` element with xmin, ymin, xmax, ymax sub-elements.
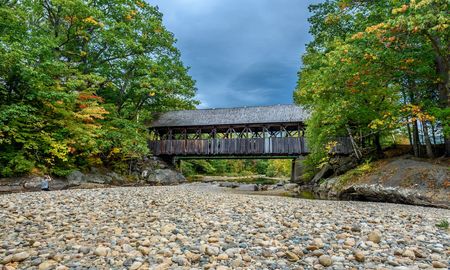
<box><xmin>147</xmin><ymin>0</ymin><xmax>322</xmax><ymax>108</ymax></box>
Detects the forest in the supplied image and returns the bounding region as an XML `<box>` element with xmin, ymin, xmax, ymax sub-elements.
<box><xmin>295</xmin><ymin>0</ymin><xmax>449</xmax><ymax>175</ymax></box>
<box><xmin>0</xmin><ymin>0</ymin><xmax>448</xmax><ymax>178</ymax></box>
<box><xmin>0</xmin><ymin>0</ymin><xmax>197</xmax><ymax>176</ymax></box>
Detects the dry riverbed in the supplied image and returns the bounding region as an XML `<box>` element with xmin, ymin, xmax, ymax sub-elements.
<box><xmin>0</xmin><ymin>184</ymin><xmax>449</xmax><ymax>270</ymax></box>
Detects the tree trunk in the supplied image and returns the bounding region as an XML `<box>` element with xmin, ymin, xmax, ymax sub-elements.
<box><xmin>431</xmin><ymin>123</ymin><xmax>437</xmax><ymax>145</ymax></box>
<box><xmin>406</xmin><ymin>122</ymin><xmax>413</xmax><ymax>144</ymax></box>
<box><xmin>412</xmin><ymin>120</ymin><xmax>420</xmax><ymax>157</ymax></box>
<box><xmin>373</xmin><ymin>133</ymin><xmax>384</xmax><ymax>158</ymax></box>
<box><xmin>421</xmin><ymin>121</ymin><xmax>434</xmax><ymax>158</ymax></box>
<box><xmin>426</xmin><ymin>34</ymin><xmax>449</xmax><ymax>156</ymax></box>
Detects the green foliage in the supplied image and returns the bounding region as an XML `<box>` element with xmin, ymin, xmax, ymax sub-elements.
<box><xmin>435</xmin><ymin>219</ymin><xmax>449</xmax><ymax>229</ymax></box>
<box><xmin>0</xmin><ymin>0</ymin><xmax>197</xmax><ymax>176</ymax></box>
<box><xmin>295</xmin><ymin>0</ymin><xmax>449</xmax><ymax>170</ymax></box>
<box><xmin>266</xmin><ymin>160</ymin><xmax>291</xmax><ymax>177</ymax></box>
<box><xmin>181</xmin><ymin>159</ymin><xmax>291</xmax><ymax>178</ymax></box>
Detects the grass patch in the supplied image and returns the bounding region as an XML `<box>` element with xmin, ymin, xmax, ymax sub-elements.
<box><xmin>336</xmin><ymin>159</ymin><xmax>374</xmax><ymax>189</ymax></box>
<box><xmin>298</xmin><ymin>190</ymin><xmax>316</xmax><ymax>200</ymax></box>
<box><xmin>435</xmin><ymin>219</ymin><xmax>449</xmax><ymax>229</ymax></box>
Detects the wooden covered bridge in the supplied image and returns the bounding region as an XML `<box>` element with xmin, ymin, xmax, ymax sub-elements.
<box><xmin>149</xmin><ymin>104</ymin><xmax>353</xmax><ymax>159</ymax></box>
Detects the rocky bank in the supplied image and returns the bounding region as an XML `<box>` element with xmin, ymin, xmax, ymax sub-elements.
<box><xmin>0</xmin><ymin>157</ymin><xmax>185</xmax><ymax>195</ymax></box>
<box><xmin>1</xmin><ymin>184</ymin><xmax>449</xmax><ymax>270</ymax></box>
<box><xmin>300</xmin><ymin>156</ymin><xmax>450</xmax><ymax>209</ymax></box>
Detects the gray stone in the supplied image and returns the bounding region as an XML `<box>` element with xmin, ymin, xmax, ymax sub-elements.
<box><xmin>311</xmin><ymin>164</ymin><xmax>333</xmax><ymax>184</ymax></box>
<box><xmin>318</xmin><ymin>255</ymin><xmax>332</xmax><ymax>267</ymax></box>
<box><xmin>67</xmin><ymin>171</ymin><xmax>85</xmax><ymax>185</ymax></box>
<box><xmin>147</xmin><ymin>169</ymin><xmax>186</xmax><ymax>185</ymax></box>
<box><xmin>12</xmin><ymin>251</ymin><xmax>30</xmax><ymax>262</ymax></box>
<box><xmin>236</xmin><ymin>184</ymin><xmax>257</xmax><ymax>191</ymax></box>
<box><xmin>284</xmin><ymin>183</ymin><xmax>299</xmax><ymax>191</ymax></box>
<box><xmin>106</xmin><ymin>172</ymin><xmax>125</xmax><ymax>184</ymax></box>
<box><xmin>23</xmin><ymin>177</ymin><xmax>43</xmax><ymax>189</ymax></box>
<box><xmin>85</xmin><ymin>173</ymin><xmax>112</xmax><ymax>184</ymax></box>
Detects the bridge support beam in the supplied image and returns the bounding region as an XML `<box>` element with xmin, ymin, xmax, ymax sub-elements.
<box><xmin>290</xmin><ymin>157</ymin><xmax>305</xmax><ymax>183</ymax></box>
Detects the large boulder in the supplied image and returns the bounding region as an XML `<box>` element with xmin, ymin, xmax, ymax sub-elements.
<box><xmin>338</xmin><ymin>184</ymin><xmax>442</xmax><ymax>207</ymax></box>
<box><xmin>67</xmin><ymin>170</ymin><xmax>84</xmax><ymax>186</ymax></box>
<box><xmin>22</xmin><ymin>176</ymin><xmax>44</xmax><ymax>190</ymax></box>
<box><xmin>106</xmin><ymin>172</ymin><xmax>126</xmax><ymax>185</ymax></box>
<box><xmin>330</xmin><ymin>156</ymin><xmax>359</xmax><ymax>175</ymax></box>
<box><xmin>85</xmin><ymin>174</ymin><xmax>113</xmax><ymax>184</ymax></box>
<box><xmin>284</xmin><ymin>183</ymin><xmax>299</xmax><ymax>192</ymax></box>
<box><xmin>147</xmin><ymin>169</ymin><xmax>185</xmax><ymax>185</ymax></box>
<box><xmin>311</xmin><ymin>164</ymin><xmax>333</xmax><ymax>184</ymax></box>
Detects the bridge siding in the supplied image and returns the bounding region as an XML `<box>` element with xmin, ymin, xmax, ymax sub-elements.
<box><xmin>149</xmin><ymin>137</ymin><xmax>310</xmax><ymax>156</ymax></box>
<box><xmin>149</xmin><ymin>137</ymin><xmax>354</xmax><ymax>156</ymax></box>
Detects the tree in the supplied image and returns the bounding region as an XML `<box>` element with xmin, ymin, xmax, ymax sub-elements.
<box><xmin>0</xmin><ymin>0</ymin><xmax>197</xmax><ymax>176</ymax></box>
<box><xmin>295</xmin><ymin>0</ymin><xmax>448</xmax><ymax>173</ymax></box>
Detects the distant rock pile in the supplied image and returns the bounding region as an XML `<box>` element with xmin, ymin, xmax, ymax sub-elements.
<box><xmin>0</xmin><ymin>156</ymin><xmax>185</xmax><ymax>194</ymax></box>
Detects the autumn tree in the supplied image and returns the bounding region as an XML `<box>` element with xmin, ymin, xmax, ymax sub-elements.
<box><xmin>295</xmin><ymin>0</ymin><xmax>448</xmax><ymax>173</ymax></box>
<box><xmin>0</xmin><ymin>0</ymin><xmax>197</xmax><ymax>176</ymax></box>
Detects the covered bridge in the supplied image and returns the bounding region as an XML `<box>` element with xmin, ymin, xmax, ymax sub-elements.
<box><xmin>149</xmin><ymin>104</ymin><xmax>352</xmax><ymax>158</ymax></box>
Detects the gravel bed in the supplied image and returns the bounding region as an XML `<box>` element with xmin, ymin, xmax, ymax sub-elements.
<box><xmin>0</xmin><ymin>184</ymin><xmax>449</xmax><ymax>269</ymax></box>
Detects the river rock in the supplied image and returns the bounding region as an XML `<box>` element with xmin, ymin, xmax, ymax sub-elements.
<box><xmin>38</xmin><ymin>260</ymin><xmax>57</xmax><ymax>270</ymax></box>
<box><xmin>94</xmin><ymin>246</ymin><xmax>109</xmax><ymax>256</ymax></box>
<box><xmin>66</xmin><ymin>171</ymin><xmax>85</xmax><ymax>185</ymax></box>
<box><xmin>285</xmin><ymin>251</ymin><xmax>299</xmax><ymax>261</ymax></box>
<box><xmin>284</xmin><ymin>183</ymin><xmax>299</xmax><ymax>191</ymax></box>
<box><xmin>147</xmin><ymin>169</ymin><xmax>186</xmax><ymax>185</ymax></box>
<box><xmin>0</xmin><ymin>184</ymin><xmax>449</xmax><ymax>269</ymax></box>
<box><xmin>432</xmin><ymin>261</ymin><xmax>447</xmax><ymax>268</ymax></box>
<box><xmin>12</xmin><ymin>251</ymin><xmax>30</xmax><ymax>262</ymax></box>
<box><xmin>318</xmin><ymin>255</ymin><xmax>332</xmax><ymax>267</ymax></box>
<box><xmin>368</xmin><ymin>230</ymin><xmax>382</xmax><ymax>243</ymax></box>
<box><xmin>354</xmin><ymin>250</ymin><xmax>365</xmax><ymax>262</ymax></box>
<box><xmin>311</xmin><ymin>164</ymin><xmax>333</xmax><ymax>184</ymax></box>
<box><xmin>22</xmin><ymin>177</ymin><xmax>43</xmax><ymax>189</ymax></box>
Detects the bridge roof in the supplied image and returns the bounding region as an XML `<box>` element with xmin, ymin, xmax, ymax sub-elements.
<box><xmin>151</xmin><ymin>104</ymin><xmax>310</xmax><ymax>128</ymax></box>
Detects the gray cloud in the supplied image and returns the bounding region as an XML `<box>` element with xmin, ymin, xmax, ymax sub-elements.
<box><xmin>148</xmin><ymin>0</ymin><xmax>322</xmax><ymax>108</ymax></box>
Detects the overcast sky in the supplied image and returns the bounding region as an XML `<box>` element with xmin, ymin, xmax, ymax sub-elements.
<box><xmin>148</xmin><ymin>0</ymin><xmax>322</xmax><ymax>108</ymax></box>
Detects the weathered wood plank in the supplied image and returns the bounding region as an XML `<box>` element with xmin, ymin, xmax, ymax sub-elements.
<box><xmin>148</xmin><ymin>136</ymin><xmax>353</xmax><ymax>156</ymax></box>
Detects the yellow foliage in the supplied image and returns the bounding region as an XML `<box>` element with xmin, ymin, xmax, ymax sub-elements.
<box><xmin>364</xmin><ymin>53</ymin><xmax>377</xmax><ymax>60</ymax></box>
<box><xmin>401</xmin><ymin>104</ymin><xmax>436</xmax><ymax>123</ymax></box>
<box><xmin>365</xmin><ymin>23</ymin><xmax>386</xmax><ymax>33</ymax></box>
<box><xmin>125</xmin><ymin>10</ymin><xmax>138</xmax><ymax>21</ymax></box>
<box><xmin>75</xmin><ymin>106</ymin><xmax>109</xmax><ymax>123</ymax></box>
<box><xmin>369</xmin><ymin>119</ymin><xmax>384</xmax><ymax>130</ymax></box>
<box><xmin>136</xmin><ymin>1</ymin><xmax>145</xmax><ymax>8</ymax></box>
<box><xmin>325</xmin><ymin>141</ymin><xmax>337</xmax><ymax>152</ymax></box>
<box><xmin>392</xmin><ymin>4</ymin><xmax>409</xmax><ymax>14</ymax></box>
<box><xmin>83</xmin><ymin>16</ymin><xmax>99</xmax><ymax>25</ymax></box>
<box><xmin>49</xmin><ymin>141</ymin><xmax>70</xmax><ymax>162</ymax></box>
<box><xmin>351</xmin><ymin>32</ymin><xmax>364</xmax><ymax>40</ymax></box>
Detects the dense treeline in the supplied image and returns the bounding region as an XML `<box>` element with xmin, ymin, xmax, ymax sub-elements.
<box><xmin>0</xmin><ymin>0</ymin><xmax>197</xmax><ymax>176</ymax></box>
<box><xmin>181</xmin><ymin>159</ymin><xmax>291</xmax><ymax>178</ymax></box>
<box><xmin>295</xmin><ymin>0</ymin><xmax>449</xmax><ymax>173</ymax></box>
